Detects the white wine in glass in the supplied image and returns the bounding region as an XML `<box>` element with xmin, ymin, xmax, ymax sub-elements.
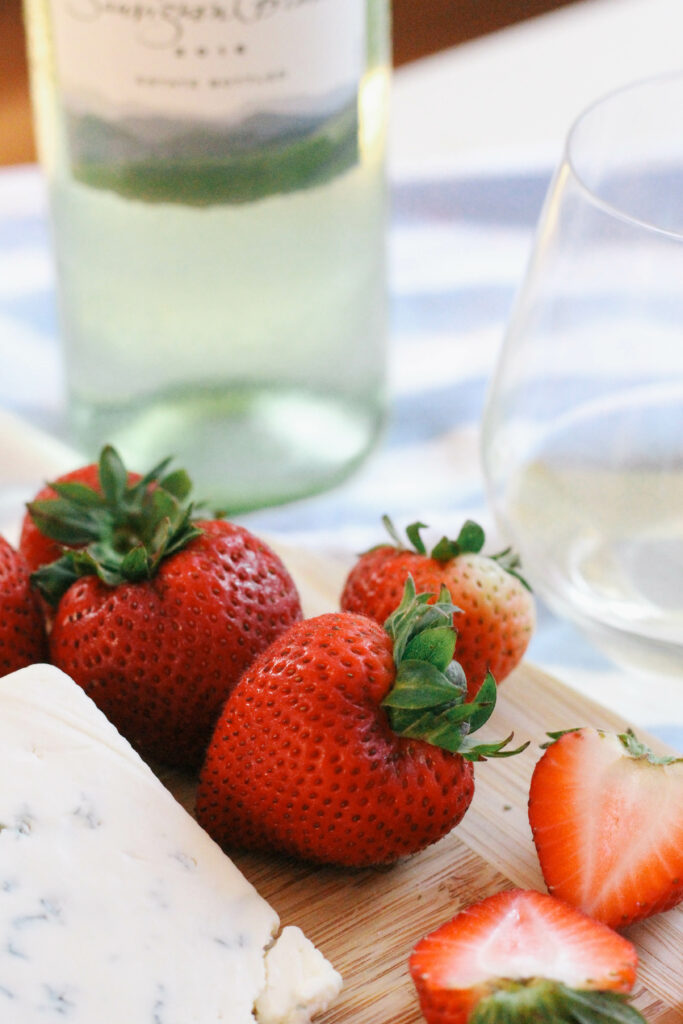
<box><xmin>482</xmin><ymin>73</ymin><xmax>683</xmax><ymax>679</ymax></box>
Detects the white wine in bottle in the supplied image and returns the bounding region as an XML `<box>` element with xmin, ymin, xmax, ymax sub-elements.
<box><xmin>24</xmin><ymin>0</ymin><xmax>391</xmax><ymax>510</ymax></box>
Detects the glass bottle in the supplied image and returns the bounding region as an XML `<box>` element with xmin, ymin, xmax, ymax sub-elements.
<box><xmin>24</xmin><ymin>0</ymin><xmax>391</xmax><ymax>510</ymax></box>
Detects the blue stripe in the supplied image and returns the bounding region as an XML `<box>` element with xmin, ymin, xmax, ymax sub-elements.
<box><xmin>388</xmin><ymin>378</ymin><xmax>489</xmax><ymax>444</ymax></box>
<box><xmin>0</xmin><ymin>214</ymin><xmax>51</xmax><ymax>252</ymax></box>
<box><xmin>392</xmin><ymin>172</ymin><xmax>551</xmax><ymax>228</ymax></box>
<box><xmin>392</xmin><ymin>286</ymin><xmax>515</xmax><ymax>335</ymax></box>
<box><xmin>0</xmin><ymin>292</ymin><xmax>58</xmax><ymax>338</ymax></box>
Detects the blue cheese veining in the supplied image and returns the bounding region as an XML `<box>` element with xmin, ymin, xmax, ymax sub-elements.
<box><xmin>0</xmin><ymin>664</ymin><xmax>342</xmax><ymax>1023</ymax></box>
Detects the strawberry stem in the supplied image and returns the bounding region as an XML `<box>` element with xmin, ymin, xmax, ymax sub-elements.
<box><xmin>381</xmin><ymin>577</ymin><xmax>528</xmax><ymax>760</ymax></box>
<box><xmin>29</xmin><ymin>446</ymin><xmax>203</xmax><ymax>606</ymax></box>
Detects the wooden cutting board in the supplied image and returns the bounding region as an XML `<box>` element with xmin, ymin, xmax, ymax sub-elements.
<box><xmin>161</xmin><ymin>661</ymin><xmax>683</xmax><ymax>1023</ymax></box>
<box><xmin>6</xmin><ymin>453</ymin><xmax>681</xmax><ymax>1017</ymax></box>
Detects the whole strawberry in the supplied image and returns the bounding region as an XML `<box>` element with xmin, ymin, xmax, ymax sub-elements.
<box><xmin>529</xmin><ymin>727</ymin><xmax>683</xmax><ymax>929</ymax></box>
<box><xmin>196</xmin><ymin>579</ymin><xmax>524</xmax><ymax>867</ymax></box>
<box><xmin>409</xmin><ymin>889</ymin><xmax>645</xmax><ymax>1024</ymax></box>
<box><xmin>0</xmin><ymin>536</ymin><xmax>48</xmax><ymax>675</ymax></box>
<box><xmin>19</xmin><ymin>461</ymin><xmax>143</xmax><ymax>572</ymax></box>
<box><xmin>30</xmin><ymin>446</ymin><xmax>303</xmax><ymax>768</ymax></box>
<box><xmin>341</xmin><ymin>518</ymin><xmax>535</xmax><ymax>699</ymax></box>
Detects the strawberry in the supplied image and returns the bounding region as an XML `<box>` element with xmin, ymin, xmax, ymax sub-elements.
<box><xmin>19</xmin><ymin>462</ymin><xmax>143</xmax><ymax>572</ymax></box>
<box><xmin>409</xmin><ymin>889</ymin><xmax>645</xmax><ymax>1024</ymax></box>
<box><xmin>341</xmin><ymin>518</ymin><xmax>535</xmax><ymax>700</ymax></box>
<box><xmin>196</xmin><ymin>578</ymin><xmax>525</xmax><ymax>867</ymax></box>
<box><xmin>0</xmin><ymin>536</ymin><xmax>48</xmax><ymax>675</ymax></box>
<box><xmin>29</xmin><ymin>446</ymin><xmax>303</xmax><ymax>768</ymax></box>
<box><xmin>528</xmin><ymin>727</ymin><xmax>683</xmax><ymax>930</ymax></box>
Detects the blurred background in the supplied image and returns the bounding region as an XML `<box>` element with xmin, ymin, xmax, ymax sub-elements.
<box><xmin>2</xmin><ymin>0</ymin><xmax>578</xmax><ymax>166</ymax></box>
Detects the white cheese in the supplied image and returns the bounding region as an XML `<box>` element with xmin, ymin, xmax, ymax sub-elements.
<box><xmin>0</xmin><ymin>664</ymin><xmax>342</xmax><ymax>1023</ymax></box>
<box><xmin>256</xmin><ymin>926</ymin><xmax>344</xmax><ymax>1024</ymax></box>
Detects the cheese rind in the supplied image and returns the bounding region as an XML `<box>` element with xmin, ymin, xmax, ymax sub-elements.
<box><xmin>0</xmin><ymin>664</ymin><xmax>341</xmax><ymax>1023</ymax></box>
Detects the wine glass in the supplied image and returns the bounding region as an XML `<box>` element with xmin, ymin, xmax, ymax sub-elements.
<box><xmin>481</xmin><ymin>72</ymin><xmax>683</xmax><ymax>680</ymax></box>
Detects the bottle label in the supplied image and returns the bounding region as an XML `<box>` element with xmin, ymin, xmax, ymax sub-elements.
<box><xmin>46</xmin><ymin>0</ymin><xmax>369</xmax><ymax>203</ymax></box>
<box><xmin>49</xmin><ymin>0</ymin><xmax>366</xmax><ymax>124</ymax></box>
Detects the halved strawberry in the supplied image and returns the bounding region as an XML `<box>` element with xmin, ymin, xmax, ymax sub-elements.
<box><xmin>529</xmin><ymin>728</ymin><xmax>683</xmax><ymax>929</ymax></box>
<box><xmin>409</xmin><ymin>889</ymin><xmax>644</xmax><ymax>1024</ymax></box>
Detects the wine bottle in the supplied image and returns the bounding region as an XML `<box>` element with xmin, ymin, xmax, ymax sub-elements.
<box><xmin>24</xmin><ymin>0</ymin><xmax>391</xmax><ymax>510</ymax></box>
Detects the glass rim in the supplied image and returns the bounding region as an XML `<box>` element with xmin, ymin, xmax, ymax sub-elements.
<box><xmin>563</xmin><ymin>69</ymin><xmax>683</xmax><ymax>242</ymax></box>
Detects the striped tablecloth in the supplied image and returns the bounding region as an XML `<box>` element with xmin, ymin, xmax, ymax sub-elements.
<box><xmin>1</xmin><ymin>162</ymin><xmax>680</xmax><ymax>747</ymax></box>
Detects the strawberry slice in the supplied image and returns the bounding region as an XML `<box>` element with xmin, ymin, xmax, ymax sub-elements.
<box><xmin>529</xmin><ymin>728</ymin><xmax>683</xmax><ymax>929</ymax></box>
<box><xmin>409</xmin><ymin>889</ymin><xmax>644</xmax><ymax>1024</ymax></box>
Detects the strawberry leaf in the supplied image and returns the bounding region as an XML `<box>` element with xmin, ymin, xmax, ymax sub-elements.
<box><xmin>384</xmin><ymin>660</ymin><xmax>469</xmax><ymax>710</ymax></box>
<box><xmin>464</xmin><ymin>671</ymin><xmax>498</xmax><ymax>732</ymax></box>
<box><xmin>160</xmin><ymin>468</ymin><xmax>193</xmax><ymax>501</ymax></box>
<box><xmin>164</xmin><ymin>514</ymin><xmax>202</xmax><ymax>559</ymax></box>
<box><xmin>540</xmin><ymin>727</ymin><xmax>583</xmax><ymax>748</ymax></box>
<box><xmin>149</xmin><ymin>486</ymin><xmax>182</xmax><ymax>527</ymax></box>
<box><xmin>458</xmin><ymin>731</ymin><xmax>529</xmax><ymax>762</ymax></box>
<box><xmin>403</xmin><ymin>626</ymin><xmax>455</xmax><ymax>672</ymax></box>
<box><xmin>444</xmin><ymin>660</ymin><xmax>468</xmax><ymax>694</ymax></box>
<box><xmin>149</xmin><ymin>517</ymin><xmax>172</xmax><ymax>560</ymax></box>
<box><xmin>491</xmin><ymin>545</ymin><xmax>532</xmax><ymax>591</ymax></box>
<box><xmin>30</xmin><ymin>554</ymin><xmax>82</xmax><ymax>605</ymax></box>
<box><xmin>404</xmin><ymin>520</ymin><xmax>428</xmax><ymax>554</ymax></box>
<box><xmin>431</xmin><ymin>519</ymin><xmax>485</xmax><ymax>561</ymax></box>
<box><xmin>120</xmin><ymin>545</ymin><xmax>151</xmax><ymax>581</ymax></box>
<box><xmin>550</xmin><ymin>988</ymin><xmax>646</xmax><ymax>1024</ymax></box>
<box><xmin>391</xmin><ymin>709</ymin><xmax>468</xmax><ymax>753</ymax></box>
<box><xmin>26</xmin><ymin>497</ymin><xmax>102</xmax><ymax>546</ymax></box>
<box><xmin>618</xmin><ymin>729</ymin><xmax>683</xmax><ymax>765</ymax></box>
<box><xmin>135</xmin><ymin>455</ymin><xmax>174</xmax><ymax>492</ymax></box>
<box><xmin>98</xmin><ymin>445</ymin><xmax>128</xmax><ymax>505</ymax></box>
<box><xmin>74</xmin><ymin>546</ymin><xmax>125</xmax><ymax>587</ymax></box>
<box><xmin>49</xmin><ymin>481</ymin><xmax>105</xmax><ymax>508</ymax></box>
<box><xmin>385</xmin><ymin>577</ymin><xmax>459</xmax><ymax>664</ymax></box>
<box><xmin>469</xmin><ymin>980</ymin><xmax>646</xmax><ymax>1023</ymax></box>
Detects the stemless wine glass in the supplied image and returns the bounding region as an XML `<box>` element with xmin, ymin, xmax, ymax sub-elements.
<box><xmin>482</xmin><ymin>72</ymin><xmax>683</xmax><ymax>679</ymax></box>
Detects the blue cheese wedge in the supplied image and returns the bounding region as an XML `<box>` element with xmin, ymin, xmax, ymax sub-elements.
<box><xmin>0</xmin><ymin>664</ymin><xmax>342</xmax><ymax>1023</ymax></box>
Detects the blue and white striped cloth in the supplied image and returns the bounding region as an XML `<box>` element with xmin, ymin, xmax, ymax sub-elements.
<box><xmin>1</xmin><ymin>162</ymin><xmax>680</xmax><ymax>748</ymax></box>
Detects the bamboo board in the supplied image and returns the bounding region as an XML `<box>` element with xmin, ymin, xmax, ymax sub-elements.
<box><xmin>161</xmin><ymin>661</ymin><xmax>683</xmax><ymax>1023</ymax></box>
<box><xmin>4</xmin><ymin>440</ymin><xmax>681</xmax><ymax>1019</ymax></box>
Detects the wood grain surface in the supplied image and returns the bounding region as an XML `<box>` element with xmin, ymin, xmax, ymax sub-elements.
<box><xmin>161</xmin><ymin>662</ymin><xmax>683</xmax><ymax>1023</ymax></box>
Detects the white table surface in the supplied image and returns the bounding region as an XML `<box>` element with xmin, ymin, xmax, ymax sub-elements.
<box><xmin>391</xmin><ymin>0</ymin><xmax>683</xmax><ymax>175</ymax></box>
<box><xmin>1</xmin><ymin>0</ymin><xmax>681</xmax><ymax>741</ymax></box>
